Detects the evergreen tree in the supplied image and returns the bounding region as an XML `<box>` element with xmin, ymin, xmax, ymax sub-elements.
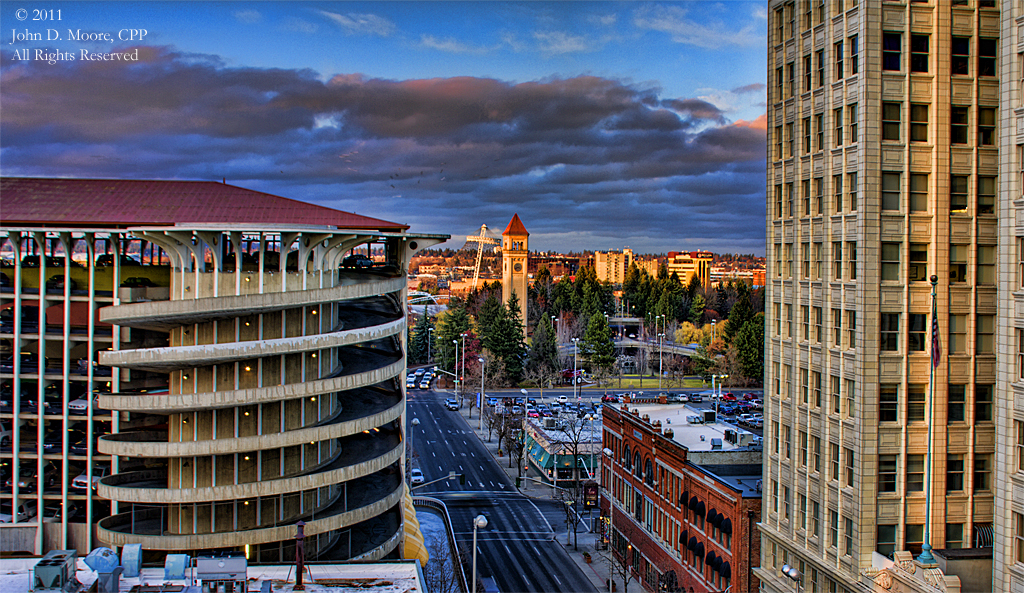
<box><xmin>581</xmin><ymin>313</ymin><xmax>616</xmax><ymax>371</ymax></box>
<box><xmin>476</xmin><ymin>293</ymin><xmax>503</xmax><ymax>339</ymax></box>
<box><xmin>434</xmin><ymin>305</ymin><xmax>471</xmax><ymax>374</ymax></box>
<box><xmin>723</xmin><ymin>287</ymin><xmax>753</xmax><ymax>345</ymax></box>
<box><xmin>689</xmin><ymin>293</ymin><xmax>706</xmax><ymax>325</ymax></box>
<box><xmin>408</xmin><ymin>314</ymin><xmax>433</xmax><ymax>365</ymax></box>
<box><xmin>485</xmin><ymin>292</ymin><xmax>527</xmax><ymax>385</ymax></box>
<box><xmin>734</xmin><ymin>313</ymin><xmax>765</xmax><ymax>384</ymax></box>
<box><xmin>525</xmin><ymin>314</ymin><xmax>559</xmax><ymax>385</ymax></box>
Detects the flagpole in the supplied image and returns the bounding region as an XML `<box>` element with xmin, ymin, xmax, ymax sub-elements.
<box><xmin>917</xmin><ymin>274</ymin><xmax>939</xmax><ymax>565</ymax></box>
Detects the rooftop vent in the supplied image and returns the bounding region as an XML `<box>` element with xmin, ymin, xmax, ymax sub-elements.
<box><xmin>32</xmin><ymin>550</ymin><xmax>78</xmax><ymax>592</ymax></box>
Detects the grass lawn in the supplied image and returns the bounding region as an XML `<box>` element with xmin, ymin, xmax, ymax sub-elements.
<box><xmin>579</xmin><ymin>375</ymin><xmax>707</xmax><ymax>391</ymax></box>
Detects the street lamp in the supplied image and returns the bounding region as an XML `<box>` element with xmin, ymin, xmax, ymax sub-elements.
<box><xmin>781</xmin><ymin>564</ymin><xmax>802</xmax><ymax>593</ymax></box>
<box><xmin>598</xmin><ymin>448</ymin><xmax>614</xmax><ymax>589</ymax></box>
<box><xmin>452</xmin><ymin>339</ymin><xmax>459</xmax><ymax>400</ymax></box>
<box><xmin>427</xmin><ymin>327</ymin><xmax>434</xmax><ymax>363</ymax></box>
<box><xmin>461</xmin><ymin>332</ymin><xmax>468</xmax><ymax>404</ymax></box>
<box><xmin>471</xmin><ymin>514</ymin><xmax>488</xmax><ymax>593</ymax></box>
<box><xmin>711</xmin><ymin>319</ymin><xmax>717</xmax><ymax>346</ymax></box>
<box><xmin>408</xmin><ymin>417</ymin><xmax>420</xmax><ymax>484</ymax></box>
<box><xmin>478</xmin><ymin>357</ymin><xmax>486</xmax><ymax>431</ymax></box>
<box><xmin>571</xmin><ymin>337</ymin><xmax>580</xmax><ymax>400</ymax></box>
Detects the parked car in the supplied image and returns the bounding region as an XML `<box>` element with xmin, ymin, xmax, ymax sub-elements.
<box><xmin>689</xmin><ymin>393</ymin><xmax>703</xmax><ymax>403</ymax></box>
<box><xmin>69</xmin><ymin>395</ymin><xmax>106</xmax><ymax>415</ymax></box>
<box><xmin>721</xmin><ymin>392</ymin><xmax>737</xmax><ymax>402</ymax></box>
<box><xmin>71</xmin><ymin>463</ymin><xmax>110</xmax><ymax>491</ymax></box>
<box><xmin>341</xmin><ymin>255</ymin><xmax>375</xmax><ymax>269</ymax></box>
<box><xmin>743</xmin><ymin>392</ymin><xmax>759</xmax><ymax>401</ymax></box>
<box><xmin>557</xmin><ymin>395</ymin><xmax>568</xmax><ymax>404</ymax></box>
<box><xmin>410</xmin><ymin>468</ymin><xmax>424</xmax><ymax>485</ymax></box>
<box><xmin>119</xmin><ymin>277</ymin><xmax>157</xmax><ymax>288</ymax></box>
<box><xmin>45</xmin><ymin>275</ymin><xmax>78</xmax><ymax>291</ymax></box>
<box><xmin>42</xmin><ymin>502</ymin><xmax>78</xmax><ymax>523</ymax></box>
<box><xmin>0</xmin><ymin>500</ymin><xmax>37</xmax><ymax>523</ymax></box>
<box><xmin>0</xmin><ymin>306</ymin><xmax>40</xmax><ymax>334</ymax></box>
<box><xmin>95</xmin><ymin>254</ymin><xmax>140</xmax><ymax>267</ymax></box>
<box><xmin>7</xmin><ymin>461</ymin><xmax>59</xmax><ymax>493</ymax></box>
<box><xmin>444</xmin><ymin>398</ymin><xmax>460</xmax><ymax>411</ymax></box>
<box><xmin>601</xmin><ymin>393</ymin><xmax>617</xmax><ymax>403</ymax></box>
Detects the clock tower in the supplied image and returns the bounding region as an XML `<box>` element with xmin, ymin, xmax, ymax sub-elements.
<box><xmin>501</xmin><ymin>214</ymin><xmax>529</xmax><ymax>336</ymax></box>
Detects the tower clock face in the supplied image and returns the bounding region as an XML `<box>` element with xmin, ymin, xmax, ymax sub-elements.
<box><xmin>513</xmin><ymin>262</ymin><xmax>523</xmax><ymax>272</ymax></box>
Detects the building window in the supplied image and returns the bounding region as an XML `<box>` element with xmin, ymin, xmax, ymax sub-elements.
<box><xmin>1014</xmin><ymin>514</ymin><xmax>1024</xmax><ymax>563</ymax></box>
<box><xmin>845</xmin><ymin>309</ymin><xmax>856</xmax><ymax>349</ymax></box>
<box><xmin>951</xmin><ymin>37</ymin><xmax>969</xmax><ymax>75</ymax></box>
<box><xmin>847</xmin><ymin>172</ymin><xmax>857</xmax><ymax>210</ymax></box>
<box><xmin>882</xmin><ymin>172</ymin><xmax>900</xmax><ymax>211</ymax></box>
<box><xmin>798</xmin><ymin>493</ymin><xmax>807</xmax><ymax>529</ymax></box>
<box><xmin>946</xmin><ymin>454</ymin><xmax>965</xmax><ymax>492</ymax></box>
<box><xmin>974</xmin><ymin>454</ymin><xmax>991</xmax><ymax>491</ymax></box>
<box><xmin>946</xmin><ymin>523</ymin><xmax>964</xmax><ymax>549</ymax></box>
<box><xmin>786</xmin><ymin>123</ymin><xmax>795</xmax><ymax>157</ymax></box>
<box><xmin>906</xmin><ymin>524</ymin><xmax>924</xmax><ymax>555</ymax></box>
<box><xmin>812</xmin><ymin>371</ymin><xmax>822</xmax><ymax>407</ymax></box>
<box><xmin>787</xmin><ymin>62</ymin><xmax>796</xmax><ymax>98</ymax></box>
<box><xmin>907</xmin><ymin>454</ymin><xmax>925</xmax><ymax>492</ymax></box>
<box><xmin>834</xmin><ymin>40</ymin><xmax>844</xmax><ymax>80</ymax></box>
<box><xmin>949</xmin><ymin>314</ymin><xmax>967</xmax><ymax>354</ymax></box>
<box><xmin>908</xmin><ymin>314</ymin><xmax>926</xmax><ymax>352</ymax></box>
<box><xmin>813</xmin><ymin>306</ymin><xmax>822</xmax><ymax>343</ymax></box>
<box><xmin>775</xmin><ymin>125</ymin><xmax>783</xmax><ymax>160</ymax></box>
<box><xmin>829</xmin><ymin>510</ymin><xmax>839</xmax><ymax>548</ymax></box>
<box><xmin>950</xmin><ymin>244</ymin><xmax>968</xmax><ymax>283</ymax></box>
<box><xmin>830</xmin><ymin>442</ymin><xmax>840</xmax><ymax>481</ymax></box>
<box><xmin>831</xmin><ymin>309</ymin><xmax>842</xmax><ymax>351</ymax></box>
<box><xmin>816</xmin><ymin>49</ymin><xmax>824</xmax><ymax>87</ymax></box>
<box><xmin>846</xmin><ymin>242</ymin><xmax>857</xmax><ymax>281</ymax></box>
<box><xmin>832</xmin><ymin>243</ymin><xmax>842</xmax><ymax>281</ymax></box>
<box><xmin>881</xmin><ymin>243</ymin><xmax>901</xmax><ymax>282</ymax></box>
<box><xmin>784</xmin><ymin>486</ymin><xmax>791</xmax><ymax>519</ymax></box>
<box><xmin>950</xmin><ymin>175</ymin><xmax>968</xmax><ymax>212</ymax></box>
<box><xmin>878</xmin><ymin>525</ymin><xmax>897</xmax><ymax>557</ymax></box>
<box><xmin>844</xmin><ymin>447</ymin><xmax>854</xmax><ymax>485</ymax></box>
<box><xmin>977</xmin><ymin>176</ymin><xmax>995</xmax><ymax>214</ymax></box>
<box><xmin>1019</xmin><ymin>331</ymin><xmax>1024</xmax><ymax>382</ymax></box>
<box><xmin>849</xmin><ymin>35</ymin><xmax>858</xmax><ymax>75</ymax></box>
<box><xmin>910</xmin><ymin>34</ymin><xmax>929</xmax><ymax>73</ymax></box>
<box><xmin>801</xmin><ymin>304</ymin><xmax>810</xmax><ymax>338</ymax></box>
<box><xmin>799</xmin><ymin>429</ymin><xmax>808</xmax><ymax>464</ymax></box>
<box><xmin>978</xmin><ymin>245</ymin><xmax>995</xmax><ymax>285</ymax></box>
<box><xmin>951</xmin><ymin>106</ymin><xmax>968</xmax><ymax>144</ymax></box>
<box><xmin>802</xmin><ymin>180</ymin><xmax>811</xmax><ymax>217</ymax></box>
<box><xmin>909</xmin><ymin>243</ymin><xmax>928</xmax><ymax>281</ymax></box>
<box><xmin>910</xmin><ymin>104</ymin><xmax>928</xmax><ymax>142</ymax></box>
<box><xmin>978</xmin><ymin>38</ymin><xmax>996</xmax><ymax>76</ymax></box>
<box><xmin>882</xmin><ymin>102</ymin><xmax>900</xmax><ymax>141</ymax></box>
<box><xmin>977</xmin><ymin>315</ymin><xmax>994</xmax><ymax>354</ymax></box>
<box><xmin>883</xmin><ymin>32</ymin><xmax>901</xmax><ymax>71</ymax></box>
<box><xmin>812</xmin><ymin>500</ymin><xmax>821</xmax><ymax>536</ymax></box>
<box><xmin>786</xmin><ymin>182</ymin><xmax>795</xmax><ymax>217</ymax></box>
<box><xmin>879</xmin><ymin>384</ymin><xmax>899</xmax><ymax>421</ymax></box>
<box><xmin>948</xmin><ymin>384</ymin><xmax>966</xmax><ymax>423</ymax></box>
<box><xmin>773</xmin><ymin>420</ymin><xmax>780</xmax><ymax>453</ymax></box>
<box><xmin>847</xmin><ymin>103</ymin><xmax>858</xmax><ymax>144</ymax></box>
<box><xmin>978</xmin><ymin>107</ymin><xmax>995</xmax><ymax>146</ymax></box>
<box><xmin>785</xmin><ymin>303</ymin><xmax>793</xmax><ymax>335</ymax></box>
<box><xmin>907</xmin><ymin>384</ymin><xmax>926</xmax><ymax>422</ymax></box>
<box><xmin>909</xmin><ymin>173</ymin><xmax>928</xmax><ymax>212</ymax></box>
<box><xmin>832</xmin><ymin>174</ymin><xmax>843</xmax><ymax>213</ymax></box>
<box><xmin>879</xmin><ymin>455</ymin><xmax>897</xmax><ymax>492</ymax></box>
<box><xmin>804</xmin><ymin>54</ymin><xmax>812</xmax><ymax>92</ymax></box>
<box><xmin>775</xmin><ymin>66</ymin><xmax>784</xmax><ymax>102</ymax></box>
<box><xmin>815</xmin><ymin>115</ymin><xmax>824</xmax><ymax>151</ymax></box>
<box><xmin>844</xmin><ymin>517</ymin><xmax>854</xmax><ymax>555</ymax></box>
<box><xmin>833</xmin><ymin>107</ymin><xmax>843</xmax><ymax>146</ymax></box>
<box><xmin>803</xmin><ymin>117</ymin><xmax>811</xmax><ymax>154</ymax></box>
<box><xmin>812</xmin><ymin>435</ymin><xmax>821</xmax><ymax>472</ymax></box>
<box><xmin>976</xmin><ymin>385</ymin><xmax>993</xmax><ymax>422</ymax></box>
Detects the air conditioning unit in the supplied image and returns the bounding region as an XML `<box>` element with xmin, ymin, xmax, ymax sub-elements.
<box><xmin>33</xmin><ymin>550</ymin><xmax>78</xmax><ymax>591</ymax></box>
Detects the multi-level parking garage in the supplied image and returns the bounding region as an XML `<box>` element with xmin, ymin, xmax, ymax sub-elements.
<box><xmin>0</xmin><ymin>178</ymin><xmax>446</xmax><ymax>559</ymax></box>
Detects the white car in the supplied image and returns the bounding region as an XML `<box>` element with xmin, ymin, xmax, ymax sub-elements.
<box><xmin>557</xmin><ymin>395</ymin><xmax>568</xmax><ymax>404</ymax></box>
<box><xmin>71</xmin><ymin>464</ymin><xmax>110</xmax><ymax>491</ymax></box>
<box><xmin>410</xmin><ymin>468</ymin><xmax>424</xmax><ymax>484</ymax></box>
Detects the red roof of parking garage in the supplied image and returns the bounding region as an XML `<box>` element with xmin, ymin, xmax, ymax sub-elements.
<box><xmin>0</xmin><ymin>178</ymin><xmax>408</xmax><ymax>231</ymax></box>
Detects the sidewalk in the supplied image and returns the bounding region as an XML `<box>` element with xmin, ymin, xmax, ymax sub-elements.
<box><xmin>450</xmin><ymin>389</ymin><xmax>643</xmax><ymax>593</ymax></box>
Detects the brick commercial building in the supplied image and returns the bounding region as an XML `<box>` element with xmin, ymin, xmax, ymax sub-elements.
<box><xmin>601</xmin><ymin>403</ymin><xmax>762</xmax><ymax>593</ymax></box>
<box><xmin>0</xmin><ymin>177</ymin><xmax>446</xmax><ymax>560</ymax></box>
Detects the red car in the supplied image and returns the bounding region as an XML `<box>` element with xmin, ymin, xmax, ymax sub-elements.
<box><xmin>743</xmin><ymin>393</ymin><xmax>759</xmax><ymax>401</ymax></box>
<box><xmin>721</xmin><ymin>392</ymin><xmax>737</xmax><ymax>402</ymax></box>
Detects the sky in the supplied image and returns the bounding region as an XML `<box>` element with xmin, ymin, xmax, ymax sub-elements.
<box><xmin>1</xmin><ymin>1</ymin><xmax>768</xmax><ymax>255</ymax></box>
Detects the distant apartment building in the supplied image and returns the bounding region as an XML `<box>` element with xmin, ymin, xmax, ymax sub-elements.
<box><xmin>666</xmin><ymin>251</ymin><xmax>714</xmax><ymax>287</ymax></box>
<box><xmin>601</xmin><ymin>403</ymin><xmax>762</xmax><ymax>593</ymax></box>
<box><xmin>594</xmin><ymin>249</ymin><xmax>635</xmax><ymax>284</ymax></box>
<box><xmin>0</xmin><ymin>177</ymin><xmax>446</xmax><ymax>560</ymax></box>
<box><xmin>763</xmin><ymin>1</ymin><xmax>1003</xmax><ymax>592</ymax></box>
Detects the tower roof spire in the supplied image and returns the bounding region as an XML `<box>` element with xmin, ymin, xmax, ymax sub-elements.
<box><xmin>502</xmin><ymin>213</ymin><xmax>529</xmax><ymax>236</ymax></box>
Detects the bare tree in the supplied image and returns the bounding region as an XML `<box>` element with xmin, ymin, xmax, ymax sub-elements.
<box><xmin>601</xmin><ymin>535</ymin><xmax>635</xmax><ymax>593</ymax></box>
<box><xmin>423</xmin><ymin>530</ymin><xmax>461</xmax><ymax>593</ymax></box>
<box><xmin>550</xmin><ymin>412</ymin><xmax>598</xmax><ymax>550</ymax></box>
<box><xmin>503</xmin><ymin>414</ymin><xmax>526</xmax><ymax>475</ymax></box>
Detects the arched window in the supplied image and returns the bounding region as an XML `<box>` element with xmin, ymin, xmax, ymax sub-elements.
<box><xmin>644</xmin><ymin>459</ymin><xmax>654</xmax><ymax>486</ymax></box>
<box><xmin>623</xmin><ymin>444</ymin><xmax>631</xmax><ymax>469</ymax></box>
<box><xmin>633</xmin><ymin>452</ymin><xmax>642</xmax><ymax>477</ymax></box>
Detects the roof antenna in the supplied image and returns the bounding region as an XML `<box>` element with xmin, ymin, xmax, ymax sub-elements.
<box><xmin>223</xmin><ymin>178</ymin><xmax>226</xmax><ymax>184</ymax></box>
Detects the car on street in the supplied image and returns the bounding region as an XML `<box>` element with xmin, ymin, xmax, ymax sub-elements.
<box><xmin>601</xmin><ymin>393</ymin><xmax>617</xmax><ymax>403</ymax></box>
<box><xmin>410</xmin><ymin>468</ymin><xmax>424</xmax><ymax>485</ymax></box>
<box><xmin>418</xmin><ymin>377</ymin><xmax>432</xmax><ymax>389</ymax></box>
<box><xmin>511</xmin><ymin>405</ymin><xmax>523</xmax><ymax>415</ymax></box>
<box><xmin>721</xmin><ymin>392</ymin><xmax>737</xmax><ymax>402</ymax></box>
<box><xmin>444</xmin><ymin>398</ymin><xmax>460</xmax><ymax>410</ymax></box>
<box><xmin>406</xmin><ymin>375</ymin><xmax>417</xmax><ymax>388</ymax></box>
<box><xmin>527</xmin><ymin>410</ymin><xmax>539</xmax><ymax>418</ymax></box>
<box><xmin>743</xmin><ymin>392</ymin><xmax>759</xmax><ymax>401</ymax></box>
<box><xmin>557</xmin><ymin>395</ymin><xmax>568</xmax><ymax>404</ymax></box>
<box><xmin>487</xmin><ymin>397</ymin><xmax>499</xmax><ymax>406</ymax></box>
<box><xmin>689</xmin><ymin>393</ymin><xmax>703</xmax><ymax>403</ymax></box>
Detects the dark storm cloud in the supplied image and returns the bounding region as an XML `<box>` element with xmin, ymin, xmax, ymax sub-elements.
<box><xmin>0</xmin><ymin>46</ymin><xmax>766</xmax><ymax>254</ymax></box>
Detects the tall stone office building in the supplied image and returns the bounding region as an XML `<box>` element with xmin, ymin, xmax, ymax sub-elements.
<box><xmin>761</xmin><ymin>1</ymin><xmax>1003</xmax><ymax>591</ymax></box>
<box><xmin>0</xmin><ymin>178</ymin><xmax>445</xmax><ymax>561</ymax></box>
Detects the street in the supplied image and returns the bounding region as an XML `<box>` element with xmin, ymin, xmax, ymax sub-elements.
<box><xmin>407</xmin><ymin>388</ymin><xmax>599</xmax><ymax>593</ymax></box>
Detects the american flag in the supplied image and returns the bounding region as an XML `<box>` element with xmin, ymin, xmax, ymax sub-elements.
<box><xmin>931</xmin><ymin>312</ymin><xmax>941</xmax><ymax>368</ymax></box>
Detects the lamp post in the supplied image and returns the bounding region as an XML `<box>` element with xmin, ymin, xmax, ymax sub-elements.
<box><xmin>478</xmin><ymin>357</ymin><xmax>486</xmax><ymax>431</ymax></box>
<box><xmin>461</xmin><ymin>332</ymin><xmax>468</xmax><ymax>404</ymax></box>
<box><xmin>471</xmin><ymin>514</ymin><xmax>488</xmax><ymax>593</ymax></box>
<box><xmin>571</xmin><ymin>337</ymin><xmax>580</xmax><ymax>400</ymax></box>
<box><xmin>427</xmin><ymin>327</ymin><xmax>433</xmax><ymax>363</ymax></box>
<box><xmin>711</xmin><ymin>319</ymin><xmax>717</xmax><ymax>346</ymax></box>
<box><xmin>452</xmin><ymin>339</ymin><xmax>459</xmax><ymax>401</ymax></box>
<box><xmin>781</xmin><ymin>564</ymin><xmax>802</xmax><ymax>593</ymax></box>
<box><xmin>408</xmin><ymin>417</ymin><xmax>420</xmax><ymax>484</ymax></box>
<box><xmin>918</xmin><ymin>275</ymin><xmax>940</xmax><ymax>565</ymax></box>
<box><xmin>602</xmin><ymin>446</ymin><xmax>615</xmax><ymax>580</ymax></box>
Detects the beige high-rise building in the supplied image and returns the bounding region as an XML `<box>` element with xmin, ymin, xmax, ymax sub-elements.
<box><xmin>666</xmin><ymin>251</ymin><xmax>713</xmax><ymax>287</ymax></box>
<box><xmin>594</xmin><ymin>248</ymin><xmax>634</xmax><ymax>284</ymax></box>
<box><xmin>761</xmin><ymin>2</ymin><xmax>1001</xmax><ymax>592</ymax></box>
